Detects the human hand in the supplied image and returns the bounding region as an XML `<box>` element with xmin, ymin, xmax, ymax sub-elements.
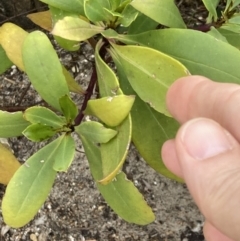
<box><xmin>161</xmin><ymin>76</ymin><xmax>240</xmax><ymax>241</ymax></box>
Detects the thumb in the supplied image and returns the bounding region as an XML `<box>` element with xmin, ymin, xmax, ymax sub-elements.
<box><xmin>175</xmin><ymin>118</ymin><xmax>240</xmax><ymax>241</ymax></box>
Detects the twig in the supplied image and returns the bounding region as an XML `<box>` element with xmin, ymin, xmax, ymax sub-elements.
<box><xmin>74</xmin><ymin>64</ymin><xmax>97</xmax><ymax>126</ymax></box>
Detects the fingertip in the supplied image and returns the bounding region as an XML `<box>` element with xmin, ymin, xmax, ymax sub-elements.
<box><xmin>166</xmin><ymin>75</ymin><xmax>211</xmax><ymax>122</ymax></box>
<box><xmin>161</xmin><ymin>139</ymin><xmax>183</xmax><ymax>178</ymax></box>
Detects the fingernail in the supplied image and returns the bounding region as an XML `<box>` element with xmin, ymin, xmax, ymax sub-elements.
<box><xmin>181</xmin><ymin>119</ymin><xmax>233</xmax><ymax>160</ymax></box>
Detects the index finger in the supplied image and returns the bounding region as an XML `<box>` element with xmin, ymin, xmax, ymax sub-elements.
<box><xmin>167</xmin><ymin>75</ymin><xmax>240</xmax><ymax>142</ymax></box>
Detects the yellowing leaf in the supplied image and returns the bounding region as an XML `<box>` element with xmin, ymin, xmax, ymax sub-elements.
<box><xmin>27</xmin><ymin>11</ymin><xmax>52</xmax><ymax>31</ymax></box>
<box><xmin>0</xmin><ymin>23</ymin><xmax>28</xmax><ymax>71</ymax></box>
<box><xmin>2</xmin><ymin>137</ymin><xmax>61</xmax><ymax>228</ymax></box>
<box><xmin>112</xmin><ymin>44</ymin><xmax>189</xmax><ymax>116</ymax></box>
<box><xmin>52</xmin><ymin>16</ymin><xmax>104</xmax><ymax>41</ymax></box>
<box><xmin>84</xmin><ymin>95</ymin><xmax>135</xmax><ymax>127</ymax></box>
<box><xmin>99</xmin><ymin>116</ymin><xmax>132</xmax><ymax>185</ymax></box>
<box><xmin>0</xmin><ymin>143</ymin><xmax>21</xmax><ymax>185</ymax></box>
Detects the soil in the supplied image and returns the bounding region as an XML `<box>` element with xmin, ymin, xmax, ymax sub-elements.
<box><xmin>0</xmin><ymin>1</ymin><xmax>211</xmax><ymax>240</ymax></box>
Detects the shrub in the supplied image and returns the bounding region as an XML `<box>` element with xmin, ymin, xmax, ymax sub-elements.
<box><xmin>0</xmin><ymin>0</ymin><xmax>240</xmax><ymax>228</ymax></box>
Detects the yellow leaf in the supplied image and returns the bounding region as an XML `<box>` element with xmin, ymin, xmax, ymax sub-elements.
<box><xmin>0</xmin><ymin>143</ymin><xmax>21</xmax><ymax>185</ymax></box>
<box><xmin>27</xmin><ymin>11</ymin><xmax>52</xmax><ymax>31</ymax></box>
<box><xmin>0</xmin><ymin>23</ymin><xmax>28</xmax><ymax>71</ymax></box>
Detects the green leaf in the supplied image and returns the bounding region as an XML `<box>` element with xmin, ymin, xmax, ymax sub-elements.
<box><xmin>84</xmin><ymin>95</ymin><xmax>135</xmax><ymax>127</ymax></box>
<box><xmin>52</xmin><ymin>16</ymin><xmax>104</xmax><ymax>41</ymax></box>
<box><xmin>111</xmin><ymin>50</ymin><xmax>183</xmax><ymax>182</ymax></box>
<box><xmin>50</xmin><ymin>6</ymin><xmax>80</xmax><ymax>51</ymax></box>
<box><xmin>95</xmin><ymin>39</ymin><xmax>132</xmax><ymax>183</ymax></box>
<box><xmin>84</xmin><ymin>0</ymin><xmax>112</xmax><ymax>22</ymax></box>
<box><xmin>22</xmin><ymin>31</ymin><xmax>69</xmax><ymax>111</ymax></box>
<box><xmin>202</xmin><ymin>0</ymin><xmax>219</xmax><ymax>21</ymax></box>
<box><xmin>221</xmin><ymin>23</ymin><xmax>240</xmax><ymax>33</ymax></box>
<box><xmin>110</xmin><ymin>0</ymin><xmax>121</xmax><ymax>10</ymax></box>
<box><xmin>0</xmin><ymin>23</ymin><xmax>28</xmax><ymax>71</ymax></box>
<box><xmin>119</xmin><ymin>29</ymin><xmax>240</xmax><ymax>84</ymax></box>
<box><xmin>229</xmin><ymin>13</ymin><xmax>240</xmax><ymax>24</ymax></box>
<box><xmin>218</xmin><ymin>28</ymin><xmax>240</xmax><ymax>48</ymax></box>
<box><xmin>24</xmin><ymin>106</ymin><xmax>66</xmax><ymax>128</ymax></box>
<box><xmin>2</xmin><ymin>137</ymin><xmax>62</xmax><ymax>228</ymax></box>
<box><xmin>128</xmin><ymin>13</ymin><xmax>158</xmax><ymax>34</ymax></box>
<box><xmin>59</xmin><ymin>95</ymin><xmax>78</xmax><ymax>123</ymax></box>
<box><xmin>40</xmin><ymin>0</ymin><xmax>85</xmax><ymax>15</ymax></box>
<box><xmin>62</xmin><ymin>66</ymin><xmax>86</xmax><ymax>94</ymax></box>
<box><xmin>118</xmin><ymin>4</ymin><xmax>138</xmax><ymax>27</ymax></box>
<box><xmin>75</xmin><ymin>121</ymin><xmax>117</xmax><ymax>144</ymax></box>
<box><xmin>99</xmin><ymin>115</ymin><xmax>131</xmax><ymax>185</ymax></box>
<box><xmin>207</xmin><ymin>27</ymin><xmax>228</xmax><ymax>43</ymax></box>
<box><xmin>52</xmin><ymin>134</ymin><xmax>75</xmax><ymax>172</ymax></box>
<box><xmin>95</xmin><ymin>39</ymin><xmax>122</xmax><ymax>97</ymax></box>
<box><xmin>0</xmin><ymin>45</ymin><xmax>12</xmax><ymax>74</ymax></box>
<box><xmin>112</xmin><ymin>44</ymin><xmax>189</xmax><ymax>116</ymax></box>
<box><xmin>0</xmin><ymin>111</ymin><xmax>30</xmax><ymax>138</ymax></box>
<box><xmin>97</xmin><ymin>172</ymin><xmax>155</xmax><ymax>225</ymax></box>
<box><xmin>78</xmin><ymin>134</ymin><xmax>155</xmax><ymax>225</ymax></box>
<box><xmin>130</xmin><ymin>0</ymin><xmax>186</xmax><ymax>28</ymax></box>
<box><xmin>22</xmin><ymin>123</ymin><xmax>57</xmax><ymax>142</ymax></box>
<box><xmin>230</xmin><ymin>0</ymin><xmax>240</xmax><ymax>10</ymax></box>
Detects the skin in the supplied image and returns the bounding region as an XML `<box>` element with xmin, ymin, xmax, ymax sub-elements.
<box><xmin>161</xmin><ymin>76</ymin><xmax>240</xmax><ymax>241</ymax></box>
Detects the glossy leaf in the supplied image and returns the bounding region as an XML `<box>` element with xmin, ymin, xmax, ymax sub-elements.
<box><xmin>59</xmin><ymin>95</ymin><xmax>78</xmax><ymax>123</ymax></box>
<box><xmin>0</xmin><ymin>111</ymin><xmax>29</xmax><ymax>138</ymax></box>
<box><xmin>111</xmin><ymin>52</ymin><xmax>182</xmax><ymax>181</ymax></box>
<box><xmin>0</xmin><ymin>45</ymin><xmax>12</xmax><ymax>74</ymax></box>
<box><xmin>40</xmin><ymin>0</ymin><xmax>85</xmax><ymax>15</ymax></box>
<box><xmin>130</xmin><ymin>0</ymin><xmax>186</xmax><ymax>28</ymax></box>
<box><xmin>27</xmin><ymin>11</ymin><xmax>52</xmax><ymax>31</ymax></box>
<box><xmin>112</xmin><ymin>44</ymin><xmax>189</xmax><ymax>116</ymax></box>
<box><xmin>75</xmin><ymin>122</ymin><xmax>117</xmax><ymax>144</ymax></box>
<box><xmin>99</xmin><ymin>116</ymin><xmax>131</xmax><ymax>185</ymax></box>
<box><xmin>0</xmin><ymin>143</ymin><xmax>21</xmax><ymax>185</ymax></box>
<box><xmin>52</xmin><ymin>134</ymin><xmax>75</xmax><ymax>172</ymax></box>
<box><xmin>84</xmin><ymin>0</ymin><xmax>112</xmax><ymax>22</ymax></box>
<box><xmin>78</xmin><ymin>134</ymin><xmax>155</xmax><ymax>225</ymax></box>
<box><xmin>50</xmin><ymin>6</ymin><xmax>80</xmax><ymax>51</ymax></box>
<box><xmin>22</xmin><ymin>123</ymin><xmax>57</xmax><ymax>142</ymax></box>
<box><xmin>62</xmin><ymin>66</ymin><xmax>86</xmax><ymax>94</ymax></box>
<box><xmin>2</xmin><ymin>137</ymin><xmax>61</xmax><ymax>228</ymax></box>
<box><xmin>84</xmin><ymin>95</ymin><xmax>135</xmax><ymax>127</ymax></box>
<box><xmin>0</xmin><ymin>23</ymin><xmax>28</xmax><ymax>71</ymax></box>
<box><xmin>120</xmin><ymin>29</ymin><xmax>240</xmax><ymax>83</ymax></box>
<box><xmin>24</xmin><ymin>106</ymin><xmax>66</xmax><ymax>128</ymax></box>
<box><xmin>22</xmin><ymin>31</ymin><xmax>69</xmax><ymax>111</ymax></box>
<box><xmin>52</xmin><ymin>16</ymin><xmax>104</xmax><ymax>41</ymax></box>
<box><xmin>95</xmin><ymin>39</ymin><xmax>121</xmax><ymax>97</ymax></box>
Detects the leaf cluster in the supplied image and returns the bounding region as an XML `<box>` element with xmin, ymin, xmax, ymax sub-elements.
<box><xmin>0</xmin><ymin>0</ymin><xmax>240</xmax><ymax>228</ymax></box>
